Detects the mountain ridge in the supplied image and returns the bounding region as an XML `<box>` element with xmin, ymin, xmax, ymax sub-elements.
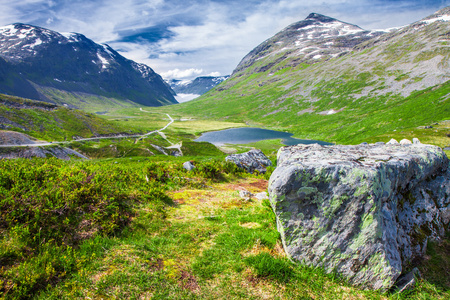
<box><xmin>233</xmin><ymin>12</ymin><xmax>385</xmax><ymax>75</ymax></box>
<box><xmin>169</xmin><ymin>75</ymin><xmax>230</xmax><ymax>96</ymax></box>
<box><xmin>0</xmin><ymin>23</ymin><xmax>177</xmax><ymax>109</ymax></box>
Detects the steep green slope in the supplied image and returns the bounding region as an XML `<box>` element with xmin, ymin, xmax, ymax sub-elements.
<box><xmin>0</xmin><ymin>94</ymin><xmax>133</xmax><ymax>141</ymax></box>
<box><xmin>162</xmin><ymin>9</ymin><xmax>450</xmax><ymax>144</ymax></box>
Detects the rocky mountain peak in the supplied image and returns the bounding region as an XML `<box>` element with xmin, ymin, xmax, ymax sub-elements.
<box><xmin>305</xmin><ymin>13</ymin><xmax>337</xmax><ymax>23</ymax></box>
<box><xmin>417</xmin><ymin>6</ymin><xmax>450</xmax><ymax>25</ymax></box>
<box><xmin>233</xmin><ymin>13</ymin><xmax>381</xmax><ymax>74</ymax></box>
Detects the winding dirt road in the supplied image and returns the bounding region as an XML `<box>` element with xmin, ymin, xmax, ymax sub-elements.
<box><xmin>0</xmin><ymin>110</ymin><xmax>174</xmax><ymax>147</ymax></box>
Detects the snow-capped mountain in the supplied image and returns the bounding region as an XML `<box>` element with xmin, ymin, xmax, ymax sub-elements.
<box><xmin>168</xmin><ymin>76</ymin><xmax>230</xmax><ymax>95</ymax></box>
<box><xmin>234</xmin><ymin>13</ymin><xmax>387</xmax><ymax>74</ymax></box>
<box><xmin>0</xmin><ymin>23</ymin><xmax>176</xmax><ymax>107</ymax></box>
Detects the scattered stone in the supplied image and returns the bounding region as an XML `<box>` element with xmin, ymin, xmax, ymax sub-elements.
<box><xmin>387</xmin><ymin>138</ymin><xmax>399</xmax><ymax>145</ymax></box>
<box><xmin>400</xmin><ymin>139</ymin><xmax>412</xmax><ymax>145</ymax></box>
<box><xmin>375</xmin><ymin>141</ymin><xmax>385</xmax><ymax>145</ymax></box>
<box><xmin>393</xmin><ymin>268</ymin><xmax>421</xmax><ymax>293</ymax></box>
<box><xmin>239</xmin><ymin>190</ymin><xmax>254</xmax><ymax>199</ymax></box>
<box><xmin>412</xmin><ymin>138</ymin><xmax>421</xmax><ymax>144</ymax></box>
<box><xmin>360</xmin><ymin>142</ymin><xmax>369</xmax><ymax>145</ymax></box>
<box><xmin>268</xmin><ymin>143</ymin><xmax>450</xmax><ymax>291</ymax></box>
<box><xmin>425</xmin><ymin>126</ymin><xmax>433</xmax><ymax>129</ymax></box>
<box><xmin>226</xmin><ymin>149</ymin><xmax>272</xmax><ymax>173</ymax></box>
<box><xmin>170</xmin><ymin>150</ymin><xmax>182</xmax><ymax>157</ymax></box>
<box><xmin>255</xmin><ymin>192</ymin><xmax>269</xmax><ymax>200</ymax></box>
<box><xmin>183</xmin><ymin>161</ymin><xmax>196</xmax><ymax>171</ymax></box>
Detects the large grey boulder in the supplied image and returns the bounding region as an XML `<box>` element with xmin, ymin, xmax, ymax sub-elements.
<box><xmin>268</xmin><ymin>143</ymin><xmax>449</xmax><ymax>291</ymax></box>
<box><xmin>225</xmin><ymin>149</ymin><xmax>272</xmax><ymax>173</ymax></box>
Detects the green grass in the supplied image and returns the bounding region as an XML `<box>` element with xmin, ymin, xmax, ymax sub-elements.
<box><xmin>146</xmin><ymin>22</ymin><xmax>450</xmax><ymax>146</ymax></box>
<box><xmin>35</xmin><ymin>87</ymin><xmax>140</xmax><ymax>113</ymax></box>
<box><xmin>0</xmin><ymin>94</ymin><xmax>134</xmax><ymax>142</ymax></box>
<box><xmin>0</xmin><ymin>157</ymin><xmax>448</xmax><ymax>299</ymax></box>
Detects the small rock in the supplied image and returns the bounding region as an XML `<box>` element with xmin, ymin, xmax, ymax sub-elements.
<box><xmin>400</xmin><ymin>139</ymin><xmax>412</xmax><ymax>145</ymax></box>
<box><xmin>425</xmin><ymin>126</ymin><xmax>433</xmax><ymax>129</ymax></box>
<box><xmin>226</xmin><ymin>149</ymin><xmax>272</xmax><ymax>173</ymax></box>
<box><xmin>239</xmin><ymin>190</ymin><xmax>254</xmax><ymax>199</ymax></box>
<box><xmin>394</xmin><ymin>268</ymin><xmax>421</xmax><ymax>293</ymax></box>
<box><xmin>171</xmin><ymin>150</ymin><xmax>182</xmax><ymax>157</ymax></box>
<box><xmin>412</xmin><ymin>138</ymin><xmax>421</xmax><ymax>144</ymax></box>
<box><xmin>183</xmin><ymin>161</ymin><xmax>195</xmax><ymax>171</ymax></box>
<box><xmin>375</xmin><ymin>142</ymin><xmax>385</xmax><ymax>145</ymax></box>
<box><xmin>360</xmin><ymin>142</ymin><xmax>369</xmax><ymax>145</ymax></box>
<box><xmin>255</xmin><ymin>192</ymin><xmax>269</xmax><ymax>200</ymax></box>
<box><xmin>387</xmin><ymin>138</ymin><xmax>399</xmax><ymax>145</ymax></box>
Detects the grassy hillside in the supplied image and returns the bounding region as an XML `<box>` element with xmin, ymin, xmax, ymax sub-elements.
<box><xmin>0</xmin><ymin>93</ymin><xmax>136</xmax><ymax>142</ymax></box>
<box><xmin>157</xmin><ymin>19</ymin><xmax>450</xmax><ymax>145</ymax></box>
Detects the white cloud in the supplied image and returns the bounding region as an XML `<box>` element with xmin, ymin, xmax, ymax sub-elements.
<box><xmin>1</xmin><ymin>0</ymin><xmax>449</xmax><ymax>81</ymax></box>
<box><xmin>161</xmin><ymin>68</ymin><xmax>204</xmax><ymax>79</ymax></box>
<box><xmin>207</xmin><ymin>72</ymin><xmax>221</xmax><ymax>77</ymax></box>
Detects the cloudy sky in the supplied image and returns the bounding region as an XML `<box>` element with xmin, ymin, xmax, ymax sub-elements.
<box><xmin>0</xmin><ymin>0</ymin><xmax>449</xmax><ymax>80</ymax></box>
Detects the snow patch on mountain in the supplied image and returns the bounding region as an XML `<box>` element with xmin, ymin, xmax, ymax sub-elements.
<box><xmin>423</xmin><ymin>15</ymin><xmax>450</xmax><ymax>24</ymax></box>
<box><xmin>96</xmin><ymin>53</ymin><xmax>110</xmax><ymax>69</ymax></box>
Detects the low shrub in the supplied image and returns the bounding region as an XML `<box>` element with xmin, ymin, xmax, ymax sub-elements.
<box><xmin>0</xmin><ymin>158</ymin><xmax>171</xmax><ymax>298</ymax></box>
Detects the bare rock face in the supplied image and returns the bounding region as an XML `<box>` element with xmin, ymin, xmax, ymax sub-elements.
<box><xmin>268</xmin><ymin>143</ymin><xmax>449</xmax><ymax>291</ymax></box>
<box><xmin>0</xmin><ymin>145</ymin><xmax>88</xmax><ymax>160</ymax></box>
<box><xmin>226</xmin><ymin>149</ymin><xmax>272</xmax><ymax>173</ymax></box>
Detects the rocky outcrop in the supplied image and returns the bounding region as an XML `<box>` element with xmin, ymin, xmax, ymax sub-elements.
<box><xmin>268</xmin><ymin>143</ymin><xmax>449</xmax><ymax>291</ymax></box>
<box><xmin>226</xmin><ymin>149</ymin><xmax>272</xmax><ymax>173</ymax></box>
<box><xmin>183</xmin><ymin>161</ymin><xmax>195</xmax><ymax>171</ymax></box>
<box><xmin>0</xmin><ymin>130</ymin><xmax>38</xmax><ymax>145</ymax></box>
<box><xmin>0</xmin><ymin>145</ymin><xmax>88</xmax><ymax>160</ymax></box>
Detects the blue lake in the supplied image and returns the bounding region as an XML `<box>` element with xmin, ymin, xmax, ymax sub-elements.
<box><xmin>194</xmin><ymin>127</ymin><xmax>332</xmax><ymax>146</ymax></box>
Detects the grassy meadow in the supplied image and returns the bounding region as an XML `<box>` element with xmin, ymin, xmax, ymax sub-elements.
<box><xmin>1</xmin><ymin>94</ymin><xmax>449</xmax><ymax>299</ymax></box>
<box><xmin>0</xmin><ymin>156</ymin><xmax>448</xmax><ymax>299</ymax></box>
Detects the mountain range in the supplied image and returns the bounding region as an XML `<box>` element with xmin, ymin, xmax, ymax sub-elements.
<box><xmin>1</xmin><ymin>7</ymin><xmax>450</xmax><ymax>145</ymax></box>
<box><xmin>0</xmin><ymin>23</ymin><xmax>176</xmax><ymax>109</ymax></box>
<box><xmin>170</xmin><ymin>7</ymin><xmax>450</xmax><ymax>144</ymax></box>
<box><xmin>168</xmin><ymin>75</ymin><xmax>230</xmax><ymax>96</ymax></box>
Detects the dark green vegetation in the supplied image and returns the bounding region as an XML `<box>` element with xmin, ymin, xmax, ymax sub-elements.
<box><xmin>0</xmin><ymin>157</ymin><xmax>246</xmax><ymax>299</ymax></box>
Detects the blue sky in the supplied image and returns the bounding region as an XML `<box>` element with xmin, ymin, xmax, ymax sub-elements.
<box><xmin>0</xmin><ymin>0</ymin><xmax>449</xmax><ymax>79</ymax></box>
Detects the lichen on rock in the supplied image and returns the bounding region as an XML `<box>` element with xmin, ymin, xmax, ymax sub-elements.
<box><xmin>268</xmin><ymin>143</ymin><xmax>449</xmax><ymax>291</ymax></box>
<box><xmin>225</xmin><ymin>149</ymin><xmax>272</xmax><ymax>173</ymax></box>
